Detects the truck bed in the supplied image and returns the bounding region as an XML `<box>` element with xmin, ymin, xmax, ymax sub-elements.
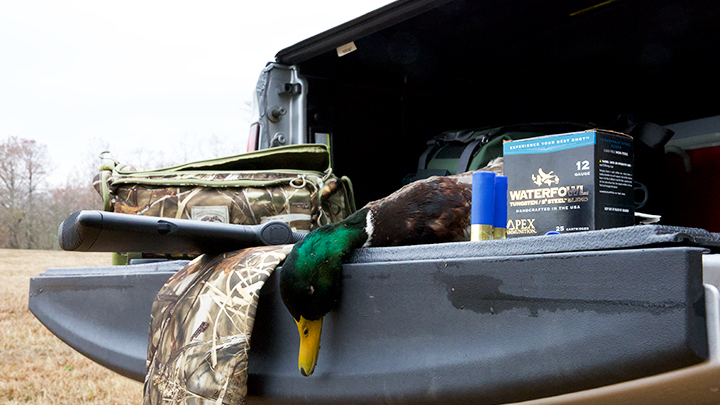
<box><xmin>29</xmin><ymin>226</ymin><xmax>720</xmax><ymax>404</ymax></box>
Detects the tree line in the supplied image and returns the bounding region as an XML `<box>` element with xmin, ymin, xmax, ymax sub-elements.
<box><xmin>0</xmin><ymin>137</ymin><xmax>99</xmax><ymax>249</ymax></box>
<box><xmin>0</xmin><ymin>135</ymin><xmax>243</xmax><ymax>250</ymax></box>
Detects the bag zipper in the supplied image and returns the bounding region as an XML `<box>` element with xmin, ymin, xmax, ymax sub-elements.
<box><xmin>110</xmin><ymin>171</ymin><xmax>325</xmax><ymax>188</ymax></box>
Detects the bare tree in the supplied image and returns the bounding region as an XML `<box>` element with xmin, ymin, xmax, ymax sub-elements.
<box><xmin>0</xmin><ymin>137</ymin><xmax>25</xmax><ymax>248</ymax></box>
<box><xmin>0</xmin><ymin>137</ymin><xmax>50</xmax><ymax>249</ymax></box>
<box><xmin>20</xmin><ymin>139</ymin><xmax>50</xmax><ymax>248</ymax></box>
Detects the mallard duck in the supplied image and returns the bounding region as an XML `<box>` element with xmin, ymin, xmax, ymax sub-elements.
<box><xmin>279</xmin><ymin>159</ymin><xmax>503</xmax><ymax>376</ymax></box>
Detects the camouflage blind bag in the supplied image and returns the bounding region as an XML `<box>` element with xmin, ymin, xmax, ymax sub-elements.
<box><xmin>95</xmin><ymin>143</ymin><xmax>356</xmax><ymax>238</ymax></box>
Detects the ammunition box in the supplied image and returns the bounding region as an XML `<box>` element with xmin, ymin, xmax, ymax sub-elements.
<box><xmin>502</xmin><ymin>130</ymin><xmax>634</xmax><ymax>237</ymax></box>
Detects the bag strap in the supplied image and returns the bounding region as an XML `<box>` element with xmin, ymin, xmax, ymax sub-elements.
<box><xmin>340</xmin><ymin>176</ymin><xmax>357</xmax><ymax>214</ymax></box>
<box><xmin>417</xmin><ymin>144</ymin><xmax>438</xmax><ymax>171</ymax></box>
<box><xmin>456</xmin><ymin>138</ymin><xmax>484</xmax><ymax>174</ymax></box>
<box><xmin>100</xmin><ymin>171</ymin><xmax>113</xmax><ymax>211</ymax></box>
<box><xmin>98</xmin><ymin>151</ymin><xmax>119</xmax><ymax>212</ymax></box>
<box><xmin>611</xmin><ymin>114</ymin><xmax>675</xmax><ymax>151</ymax></box>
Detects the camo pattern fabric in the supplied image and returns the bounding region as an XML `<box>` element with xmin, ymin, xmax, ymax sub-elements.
<box><xmin>143</xmin><ymin>244</ymin><xmax>293</xmax><ymax>405</ymax></box>
<box><xmin>95</xmin><ymin>170</ymin><xmax>353</xmax><ymax>232</ymax></box>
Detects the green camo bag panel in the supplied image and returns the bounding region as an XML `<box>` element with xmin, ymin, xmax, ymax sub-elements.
<box><xmin>95</xmin><ymin>144</ymin><xmax>354</xmax><ymax>234</ymax></box>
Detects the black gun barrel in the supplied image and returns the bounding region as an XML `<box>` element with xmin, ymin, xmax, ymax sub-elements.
<box><xmin>59</xmin><ymin>210</ymin><xmax>305</xmax><ymax>254</ymax></box>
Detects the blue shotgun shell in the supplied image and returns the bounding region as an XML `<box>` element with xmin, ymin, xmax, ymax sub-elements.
<box><xmin>471</xmin><ymin>171</ymin><xmax>495</xmax><ymax>241</ymax></box>
<box><xmin>493</xmin><ymin>175</ymin><xmax>508</xmax><ymax>239</ymax></box>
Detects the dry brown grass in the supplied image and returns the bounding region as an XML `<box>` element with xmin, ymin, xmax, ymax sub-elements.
<box><xmin>0</xmin><ymin>249</ymin><xmax>143</xmax><ymax>404</ymax></box>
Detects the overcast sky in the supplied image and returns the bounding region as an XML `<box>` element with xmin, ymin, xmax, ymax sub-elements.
<box><xmin>0</xmin><ymin>0</ymin><xmax>394</xmax><ymax>183</ymax></box>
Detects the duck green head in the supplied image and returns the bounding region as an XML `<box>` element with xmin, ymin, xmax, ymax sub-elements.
<box><xmin>279</xmin><ymin>208</ymin><xmax>369</xmax><ymax>376</ymax></box>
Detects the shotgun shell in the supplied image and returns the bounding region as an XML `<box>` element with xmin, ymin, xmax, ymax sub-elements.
<box><xmin>471</xmin><ymin>171</ymin><xmax>495</xmax><ymax>241</ymax></box>
<box><xmin>493</xmin><ymin>175</ymin><xmax>508</xmax><ymax>239</ymax></box>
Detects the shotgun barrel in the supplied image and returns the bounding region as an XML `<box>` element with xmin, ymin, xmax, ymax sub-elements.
<box><xmin>59</xmin><ymin>210</ymin><xmax>304</xmax><ymax>254</ymax></box>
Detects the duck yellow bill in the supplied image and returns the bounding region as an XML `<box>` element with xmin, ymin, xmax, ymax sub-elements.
<box><xmin>295</xmin><ymin>316</ymin><xmax>323</xmax><ymax>377</ymax></box>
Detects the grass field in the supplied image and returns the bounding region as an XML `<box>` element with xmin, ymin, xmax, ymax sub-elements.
<box><xmin>0</xmin><ymin>249</ymin><xmax>143</xmax><ymax>404</ymax></box>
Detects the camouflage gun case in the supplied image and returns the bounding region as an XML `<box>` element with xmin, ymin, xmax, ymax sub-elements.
<box><xmin>95</xmin><ymin>144</ymin><xmax>355</xmax><ymax>236</ymax></box>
